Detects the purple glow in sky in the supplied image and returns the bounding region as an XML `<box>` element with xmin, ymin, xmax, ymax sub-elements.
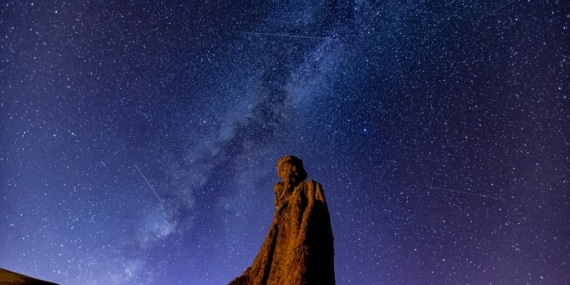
<box><xmin>1</xmin><ymin>1</ymin><xmax>569</xmax><ymax>284</ymax></box>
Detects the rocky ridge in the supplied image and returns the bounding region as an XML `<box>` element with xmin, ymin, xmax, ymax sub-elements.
<box><xmin>0</xmin><ymin>268</ymin><xmax>58</xmax><ymax>285</ymax></box>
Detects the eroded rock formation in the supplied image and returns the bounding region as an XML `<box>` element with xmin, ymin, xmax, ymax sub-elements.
<box><xmin>229</xmin><ymin>155</ymin><xmax>335</xmax><ymax>285</ymax></box>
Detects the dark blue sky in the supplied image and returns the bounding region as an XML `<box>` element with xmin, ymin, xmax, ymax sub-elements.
<box><xmin>1</xmin><ymin>1</ymin><xmax>568</xmax><ymax>284</ymax></box>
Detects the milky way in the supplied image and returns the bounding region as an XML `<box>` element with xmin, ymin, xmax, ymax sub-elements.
<box><xmin>1</xmin><ymin>1</ymin><xmax>569</xmax><ymax>284</ymax></box>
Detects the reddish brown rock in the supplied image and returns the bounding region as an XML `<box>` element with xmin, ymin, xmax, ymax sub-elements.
<box><xmin>0</xmin><ymin>268</ymin><xmax>58</xmax><ymax>285</ymax></box>
<box><xmin>229</xmin><ymin>156</ymin><xmax>335</xmax><ymax>285</ymax></box>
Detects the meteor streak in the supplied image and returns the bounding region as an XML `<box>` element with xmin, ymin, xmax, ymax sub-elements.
<box><xmin>135</xmin><ymin>164</ymin><xmax>163</xmax><ymax>204</ymax></box>
<box><xmin>422</xmin><ymin>185</ymin><xmax>505</xmax><ymax>201</ymax></box>
<box><xmin>245</xmin><ymin>32</ymin><xmax>328</xmax><ymax>40</ymax></box>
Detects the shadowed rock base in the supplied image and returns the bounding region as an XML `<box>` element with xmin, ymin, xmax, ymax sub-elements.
<box><xmin>0</xmin><ymin>268</ymin><xmax>58</xmax><ymax>285</ymax></box>
<box><xmin>229</xmin><ymin>156</ymin><xmax>335</xmax><ymax>285</ymax></box>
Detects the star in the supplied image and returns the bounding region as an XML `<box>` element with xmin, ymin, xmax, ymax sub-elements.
<box><xmin>0</xmin><ymin>1</ymin><xmax>568</xmax><ymax>284</ymax></box>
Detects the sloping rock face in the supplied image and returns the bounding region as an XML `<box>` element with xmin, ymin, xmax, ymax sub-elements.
<box><xmin>229</xmin><ymin>156</ymin><xmax>335</xmax><ymax>285</ymax></box>
<box><xmin>0</xmin><ymin>268</ymin><xmax>58</xmax><ymax>285</ymax></box>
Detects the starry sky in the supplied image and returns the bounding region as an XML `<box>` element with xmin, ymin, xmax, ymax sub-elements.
<box><xmin>1</xmin><ymin>1</ymin><xmax>569</xmax><ymax>284</ymax></box>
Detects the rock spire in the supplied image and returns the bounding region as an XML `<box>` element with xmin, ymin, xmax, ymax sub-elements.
<box><xmin>228</xmin><ymin>155</ymin><xmax>335</xmax><ymax>285</ymax></box>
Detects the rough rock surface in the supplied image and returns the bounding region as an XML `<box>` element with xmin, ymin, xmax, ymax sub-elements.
<box><xmin>228</xmin><ymin>156</ymin><xmax>335</xmax><ymax>285</ymax></box>
<box><xmin>0</xmin><ymin>268</ymin><xmax>58</xmax><ymax>285</ymax></box>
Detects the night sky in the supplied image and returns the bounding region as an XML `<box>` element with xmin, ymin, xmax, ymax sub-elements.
<box><xmin>1</xmin><ymin>1</ymin><xmax>569</xmax><ymax>284</ymax></box>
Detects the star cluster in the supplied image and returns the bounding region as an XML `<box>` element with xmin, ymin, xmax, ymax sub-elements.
<box><xmin>1</xmin><ymin>1</ymin><xmax>568</xmax><ymax>284</ymax></box>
